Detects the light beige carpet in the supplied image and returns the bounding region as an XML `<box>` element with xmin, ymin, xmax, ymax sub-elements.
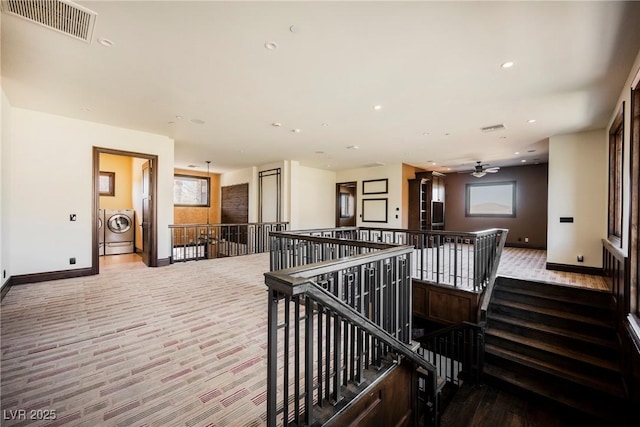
<box><xmin>1</xmin><ymin>254</ymin><xmax>272</xmax><ymax>426</ymax></box>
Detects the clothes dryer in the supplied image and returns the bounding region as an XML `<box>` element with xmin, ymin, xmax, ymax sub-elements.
<box><xmin>105</xmin><ymin>209</ymin><xmax>134</xmax><ymax>255</ymax></box>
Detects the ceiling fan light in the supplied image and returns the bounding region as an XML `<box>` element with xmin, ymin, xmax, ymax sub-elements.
<box><xmin>472</xmin><ymin>171</ymin><xmax>486</xmax><ymax>178</ymax></box>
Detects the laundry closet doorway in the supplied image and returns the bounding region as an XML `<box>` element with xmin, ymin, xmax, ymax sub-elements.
<box><xmin>92</xmin><ymin>147</ymin><xmax>158</xmax><ymax>273</ymax></box>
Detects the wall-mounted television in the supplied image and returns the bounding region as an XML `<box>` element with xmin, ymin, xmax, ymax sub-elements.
<box><xmin>432</xmin><ymin>201</ymin><xmax>444</xmax><ymax>224</ymax></box>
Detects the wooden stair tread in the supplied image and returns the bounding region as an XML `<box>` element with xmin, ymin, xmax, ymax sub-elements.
<box><xmin>482</xmin><ymin>363</ymin><xmax>625</xmax><ymax>422</ymax></box>
<box><xmin>486</xmin><ymin>313</ymin><xmax>617</xmax><ymax>349</ymax></box>
<box><xmin>491</xmin><ymin>297</ymin><xmax>614</xmax><ymax>329</ymax></box>
<box><xmin>496</xmin><ymin>277</ymin><xmax>611</xmax><ymax>297</ymax></box>
<box><xmin>494</xmin><ymin>285</ymin><xmax>611</xmax><ymax>309</ymax></box>
<box><xmin>484</xmin><ymin>343</ymin><xmax>624</xmax><ymax>397</ymax></box>
<box><xmin>485</xmin><ymin>328</ymin><xmax>618</xmax><ymax>371</ymax></box>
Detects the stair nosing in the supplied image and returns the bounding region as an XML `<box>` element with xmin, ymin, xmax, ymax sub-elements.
<box><xmin>486</xmin><ymin>312</ymin><xmax>617</xmax><ymax>348</ymax></box>
<box><xmin>490</xmin><ymin>297</ymin><xmax>614</xmax><ymax>329</ymax></box>
<box><xmin>494</xmin><ymin>286</ymin><xmax>612</xmax><ymax>309</ymax></box>
<box><xmin>484</xmin><ymin>343</ymin><xmax>624</xmax><ymax>398</ymax></box>
<box><xmin>484</xmin><ymin>327</ymin><xmax>618</xmax><ymax>371</ymax></box>
<box><xmin>482</xmin><ymin>363</ymin><xmax>625</xmax><ymax>421</ymax></box>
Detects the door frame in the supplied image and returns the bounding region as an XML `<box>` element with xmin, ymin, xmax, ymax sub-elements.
<box><xmin>336</xmin><ymin>181</ymin><xmax>357</xmax><ymax>227</ymax></box>
<box><xmin>92</xmin><ymin>147</ymin><xmax>159</xmax><ymax>273</ymax></box>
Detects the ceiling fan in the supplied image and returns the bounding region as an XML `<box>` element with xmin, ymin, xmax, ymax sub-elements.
<box><xmin>463</xmin><ymin>161</ymin><xmax>500</xmax><ymax>178</ymax></box>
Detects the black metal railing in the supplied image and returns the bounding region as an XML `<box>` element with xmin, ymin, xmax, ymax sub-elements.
<box><xmin>168</xmin><ymin>222</ymin><xmax>288</xmax><ymax>263</ymax></box>
<box><xmin>417</xmin><ymin>322</ymin><xmax>485</xmax><ymax>386</ymax></box>
<box><xmin>270</xmin><ymin>227</ymin><xmax>508</xmax><ymax>292</ymax></box>
<box><xmin>265</xmin><ymin>247</ymin><xmax>438</xmax><ymax>426</ymax></box>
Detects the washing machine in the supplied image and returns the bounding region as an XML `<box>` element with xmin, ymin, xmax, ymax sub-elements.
<box><xmin>98</xmin><ymin>209</ymin><xmax>105</xmax><ymax>256</ymax></box>
<box><xmin>105</xmin><ymin>209</ymin><xmax>134</xmax><ymax>255</ymax></box>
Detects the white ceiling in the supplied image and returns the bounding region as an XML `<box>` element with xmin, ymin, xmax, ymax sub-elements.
<box><xmin>2</xmin><ymin>1</ymin><xmax>640</xmax><ymax>174</ymax></box>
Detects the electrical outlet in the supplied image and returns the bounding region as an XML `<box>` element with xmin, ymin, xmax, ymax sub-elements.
<box><xmin>524</xmin><ymin>237</ymin><xmax>529</xmax><ymax>243</ymax></box>
<box><xmin>69</xmin><ymin>257</ymin><xmax>76</xmax><ymax>265</ymax></box>
<box><xmin>70</xmin><ymin>214</ymin><xmax>77</xmax><ymax>221</ymax></box>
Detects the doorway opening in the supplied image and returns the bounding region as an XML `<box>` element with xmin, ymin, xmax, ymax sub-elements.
<box><xmin>336</xmin><ymin>182</ymin><xmax>357</xmax><ymax>227</ymax></box>
<box><xmin>93</xmin><ymin>147</ymin><xmax>158</xmax><ymax>273</ymax></box>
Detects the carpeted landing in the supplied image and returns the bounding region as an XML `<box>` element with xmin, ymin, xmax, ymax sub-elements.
<box><xmin>1</xmin><ymin>254</ymin><xmax>273</xmax><ymax>426</ymax></box>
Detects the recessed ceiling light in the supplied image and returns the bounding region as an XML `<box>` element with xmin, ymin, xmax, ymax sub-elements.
<box><xmin>514</xmin><ymin>151</ymin><xmax>520</xmax><ymax>155</ymax></box>
<box><xmin>527</xmin><ymin>119</ymin><xmax>536</xmax><ymax>123</ymax></box>
<box><xmin>272</xmin><ymin>122</ymin><xmax>281</xmax><ymax>127</ymax></box>
<box><xmin>190</xmin><ymin>119</ymin><xmax>205</xmax><ymax>124</ymax></box>
<box><xmin>176</xmin><ymin>115</ymin><xmax>183</xmax><ymax>120</ymax></box>
<box><xmin>431</xmin><ymin>162</ymin><xmax>437</xmax><ymax>166</ymax></box>
<box><xmin>321</xmin><ymin>123</ymin><xmax>329</xmax><ymax>127</ymax></box>
<box><xmin>290</xmin><ymin>25</ymin><xmax>298</xmax><ymax>33</ymax></box>
<box><xmin>373</xmin><ymin>105</ymin><xmax>382</xmax><ymax>111</ymax></box>
<box><xmin>501</xmin><ymin>61</ymin><xmax>514</xmax><ymax>69</ymax></box>
<box><xmin>291</xmin><ymin>128</ymin><xmax>301</xmax><ymax>133</ymax></box>
<box><xmin>347</xmin><ymin>145</ymin><xmax>359</xmax><ymax>150</ymax></box>
<box><xmin>521</xmin><ymin>159</ymin><xmax>527</xmax><ymax>163</ymax></box>
<box><xmin>423</xmin><ymin>132</ymin><xmax>429</xmax><ymax>136</ymax></box>
<box><xmin>264</xmin><ymin>41</ymin><xmax>278</xmax><ymax>50</ymax></box>
<box><xmin>97</xmin><ymin>37</ymin><xmax>114</xmax><ymax>47</ymax></box>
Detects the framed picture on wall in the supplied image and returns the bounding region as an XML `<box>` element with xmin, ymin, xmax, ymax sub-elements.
<box><xmin>362</xmin><ymin>198</ymin><xmax>388</xmax><ymax>223</ymax></box>
<box><xmin>99</xmin><ymin>171</ymin><xmax>115</xmax><ymax>196</ymax></box>
<box><xmin>465</xmin><ymin>181</ymin><xmax>516</xmax><ymax>217</ymax></box>
<box><xmin>362</xmin><ymin>178</ymin><xmax>388</xmax><ymax>195</ymax></box>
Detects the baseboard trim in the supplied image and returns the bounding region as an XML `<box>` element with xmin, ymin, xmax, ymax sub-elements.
<box><xmin>1</xmin><ymin>277</ymin><xmax>12</xmax><ymax>301</ymax></box>
<box><xmin>11</xmin><ymin>267</ymin><xmax>95</xmax><ymax>286</ymax></box>
<box><xmin>157</xmin><ymin>258</ymin><xmax>171</xmax><ymax>267</ymax></box>
<box><xmin>545</xmin><ymin>262</ymin><xmax>603</xmax><ymax>276</ymax></box>
<box><xmin>505</xmin><ymin>243</ymin><xmax>546</xmax><ymax>250</ymax></box>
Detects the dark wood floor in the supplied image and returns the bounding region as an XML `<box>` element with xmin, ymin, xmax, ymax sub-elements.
<box><xmin>440</xmin><ymin>382</ymin><xmax>611</xmax><ymax>427</ymax></box>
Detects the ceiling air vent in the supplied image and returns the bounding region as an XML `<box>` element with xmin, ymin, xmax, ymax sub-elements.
<box><xmin>363</xmin><ymin>162</ymin><xmax>386</xmax><ymax>168</ymax></box>
<box><xmin>1</xmin><ymin>0</ymin><xmax>97</xmax><ymax>43</ymax></box>
<box><xmin>481</xmin><ymin>124</ymin><xmax>506</xmax><ymax>133</ymax></box>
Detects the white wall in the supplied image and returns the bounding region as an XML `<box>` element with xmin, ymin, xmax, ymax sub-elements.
<box><xmin>336</xmin><ymin>164</ymin><xmax>404</xmax><ymax>229</ymax></box>
<box><xmin>290</xmin><ymin>162</ymin><xmax>336</xmax><ymax>230</ymax></box>
<box><xmin>548</xmin><ymin>129</ymin><xmax>607</xmax><ymax>267</ymax></box>
<box><xmin>7</xmin><ymin>108</ymin><xmax>174</xmax><ymax>276</ymax></box>
<box><xmin>1</xmin><ymin>89</ymin><xmax>11</xmax><ymax>288</ymax></box>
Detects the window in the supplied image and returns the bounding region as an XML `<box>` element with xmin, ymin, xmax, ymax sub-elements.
<box><xmin>99</xmin><ymin>171</ymin><xmax>115</xmax><ymax>196</ymax></box>
<box><xmin>630</xmin><ymin>70</ymin><xmax>640</xmax><ymax>318</ymax></box>
<box><xmin>174</xmin><ymin>174</ymin><xmax>210</xmax><ymax>207</ymax></box>
<box><xmin>339</xmin><ymin>193</ymin><xmax>351</xmax><ymax>218</ymax></box>
<box><xmin>608</xmin><ymin>103</ymin><xmax>624</xmax><ymax>245</ymax></box>
<box><xmin>465</xmin><ymin>181</ymin><xmax>516</xmax><ymax>217</ymax></box>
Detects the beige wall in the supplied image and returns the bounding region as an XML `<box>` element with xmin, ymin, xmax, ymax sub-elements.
<box><xmin>6</xmin><ymin>107</ymin><xmax>174</xmax><ymax>275</ymax></box>
<box><xmin>548</xmin><ymin>129</ymin><xmax>607</xmax><ymax>267</ymax></box>
<box><xmin>99</xmin><ymin>153</ymin><xmax>133</xmax><ymax>210</ymax></box>
<box><xmin>336</xmin><ymin>164</ymin><xmax>404</xmax><ymax>229</ymax></box>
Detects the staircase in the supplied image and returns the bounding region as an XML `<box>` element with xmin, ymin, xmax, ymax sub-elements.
<box><xmin>483</xmin><ymin>276</ymin><xmax>627</xmax><ymax>424</ymax></box>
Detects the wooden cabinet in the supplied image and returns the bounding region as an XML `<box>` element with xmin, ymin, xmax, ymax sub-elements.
<box><xmin>408</xmin><ymin>171</ymin><xmax>445</xmax><ymax>231</ymax></box>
